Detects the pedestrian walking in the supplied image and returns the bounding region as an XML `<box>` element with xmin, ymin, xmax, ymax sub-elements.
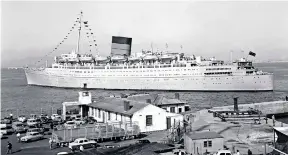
<box><xmin>49</xmin><ymin>138</ymin><xmax>53</xmax><ymax>150</ymax></box>
<box><xmin>7</xmin><ymin>141</ymin><xmax>12</xmax><ymax>154</ymax></box>
<box><xmin>248</xmin><ymin>149</ymin><xmax>252</xmax><ymax>155</ymax></box>
<box><xmin>16</xmin><ymin>133</ymin><xmax>21</xmax><ymax>142</ymax></box>
<box><xmin>272</xmin><ymin>115</ymin><xmax>275</xmax><ymax>126</ymax></box>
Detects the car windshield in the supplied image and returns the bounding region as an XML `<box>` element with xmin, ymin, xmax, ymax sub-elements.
<box><xmin>67</xmin><ymin>122</ymin><xmax>75</xmax><ymax>124</ymax></box>
<box><xmin>16</xmin><ymin>124</ymin><xmax>23</xmax><ymax>127</ymax></box>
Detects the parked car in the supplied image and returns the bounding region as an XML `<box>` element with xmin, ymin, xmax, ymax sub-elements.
<box><xmin>86</xmin><ymin>117</ymin><xmax>97</xmax><ymax>124</ymax></box>
<box><xmin>74</xmin><ymin>118</ymin><xmax>85</xmax><ymax>125</ymax></box>
<box><xmin>21</xmin><ymin>132</ymin><xmax>44</xmax><ymax>142</ymax></box>
<box><xmin>18</xmin><ymin>115</ymin><xmax>27</xmax><ymax>122</ymax></box>
<box><xmin>27</xmin><ymin>118</ymin><xmax>41</xmax><ymax>127</ymax></box>
<box><xmin>26</xmin><ymin>128</ymin><xmax>45</xmax><ymax>135</ymax></box>
<box><xmin>12</xmin><ymin>122</ymin><xmax>27</xmax><ymax>133</ymax></box>
<box><xmin>0</xmin><ymin>125</ymin><xmax>14</xmax><ymax>135</ymax></box>
<box><xmin>1</xmin><ymin>118</ymin><xmax>12</xmax><ymax>124</ymax></box>
<box><xmin>51</xmin><ymin>114</ymin><xmax>60</xmax><ymax>120</ymax></box>
<box><xmin>64</xmin><ymin>121</ymin><xmax>76</xmax><ymax>129</ymax></box>
<box><xmin>216</xmin><ymin>150</ymin><xmax>232</xmax><ymax>155</ymax></box>
<box><xmin>137</xmin><ymin>139</ymin><xmax>151</xmax><ymax>144</ymax></box>
<box><xmin>68</xmin><ymin>138</ymin><xmax>97</xmax><ymax>150</ymax></box>
<box><xmin>30</xmin><ymin>114</ymin><xmax>37</xmax><ymax>119</ymax></box>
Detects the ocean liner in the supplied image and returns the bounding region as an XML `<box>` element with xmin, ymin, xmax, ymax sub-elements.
<box><xmin>24</xmin><ymin>12</ymin><xmax>274</xmax><ymax>91</ymax></box>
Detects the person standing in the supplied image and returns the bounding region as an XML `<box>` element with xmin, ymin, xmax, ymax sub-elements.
<box><xmin>7</xmin><ymin>141</ymin><xmax>12</xmax><ymax>154</ymax></box>
<box><xmin>16</xmin><ymin>133</ymin><xmax>21</xmax><ymax>142</ymax></box>
<box><xmin>248</xmin><ymin>149</ymin><xmax>252</xmax><ymax>155</ymax></box>
<box><xmin>49</xmin><ymin>138</ymin><xmax>53</xmax><ymax>150</ymax></box>
<box><xmin>236</xmin><ymin>150</ymin><xmax>241</xmax><ymax>155</ymax></box>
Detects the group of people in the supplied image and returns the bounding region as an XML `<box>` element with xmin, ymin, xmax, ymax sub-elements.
<box><xmin>233</xmin><ymin>149</ymin><xmax>253</xmax><ymax>155</ymax></box>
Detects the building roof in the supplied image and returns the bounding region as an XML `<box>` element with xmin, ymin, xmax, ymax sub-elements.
<box><xmin>127</xmin><ymin>93</ymin><xmax>187</xmax><ymax>106</ymax></box>
<box><xmin>274</xmin><ymin>127</ymin><xmax>288</xmax><ymax>137</ymax></box>
<box><xmin>88</xmin><ymin>97</ymin><xmax>149</xmax><ymax>116</ymax></box>
<box><xmin>186</xmin><ymin>131</ymin><xmax>223</xmax><ymax>140</ymax></box>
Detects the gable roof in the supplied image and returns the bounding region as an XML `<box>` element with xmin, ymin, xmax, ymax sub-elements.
<box><xmin>186</xmin><ymin>131</ymin><xmax>223</xmax><ymax>140</ymax></box>
<box><xmin>127</xmin><ymin>93</ymin><xmax>187</xmax><ymax>106</ymax></box>
<box><xmin>88</xmin><ymin>97</ymin><xmax>149</xmax><ymax>116</ymax></box>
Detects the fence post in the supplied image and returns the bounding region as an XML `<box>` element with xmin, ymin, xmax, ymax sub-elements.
<box><xmin>264</xmin><ymin>143</ymin><xmax>266</xmax><ymax>155</ymax></box>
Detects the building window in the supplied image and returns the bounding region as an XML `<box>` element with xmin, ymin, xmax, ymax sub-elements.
<box><xmin>146</xmin><ymin>115</ymin><xmax>153</xmax><ymax>126</ymax></box>
<box><xmin>116</xmin><ymin>114</ymin><xmax>117</xmax><ymax>120</ymax></box>
<box><xmin>204</xmin><ymin>141</ymin><xmax>207</xmax><ymax>147</ymax></box>
<box><xmin>108</xmin><ymin>112</ymin><xmax>111</xmax><ymax>120</ymax></box>
<box><xmin>98</xmin><ymin>109</ymin><xmax>100</xmax><ymax>118</ymax></box>
<box><xmin>208</xmin><ymin>140</ymin><xmax>212</xmax><ymax>147</ymax></box>
<box><xmin>178</xmin><ymin>108</ymin><xmax>182</xmax><ymax>113</ymax></box>
<box><xmin>170</xmin><ymin>107</ymin><xmax>175</xmax><ymax>113</ymax></box>
<box><xmin>204</xmin><ymin>140</ymin><xmax>212</xmax><ymax>147</ymax></box>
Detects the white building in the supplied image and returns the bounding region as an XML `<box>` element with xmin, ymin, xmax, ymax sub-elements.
<box><xmin>87</xmin><ymin>97</ymin><xmax>183</xmax><ymax>132</ymax></box>
<box><xmin>184</xmin><ymin>131</ymin><xmax>224</xmax><ymax>155</ymax></box>
<box><xmin>127</xmin><ymin>93</ymin><xmax>190</xmax><ymax>114</ymax></box>
<box><xmin>62</xmin><ymin>91</ymin><xmax>184</xmax><ymax>133</ymax></box>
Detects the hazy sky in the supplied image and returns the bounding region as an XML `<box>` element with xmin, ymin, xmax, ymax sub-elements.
<box><xmin>2</xmin><ymin>1</ymin><xmax>288</xmax><ymax>67</ymax></box>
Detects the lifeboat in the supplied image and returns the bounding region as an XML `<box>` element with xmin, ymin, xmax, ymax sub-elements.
<box><xmin>143</xmin><ymin>54</ymin><xmax>158</xmax><ymax>60</ymax></box>
<box><xmin>111</xmin><ymin>55</ymin><xmax>126</xmax><ymax>62</ymax></box>
<box><xmin>94</xmin><ymin>56</ymin><xmax>107</xmax><ymax>62</ymax></box>
<box><xmin>160</xmin><ymin>54</ymin><xmax>176</xmax><ymax>60</ymax></box>
<box><xmin>79</xmin><ymin>54</ymin><xmax>93</xmax><ymax>62</ymax></box>
<box><xmin>128</xmin><ymin>56</ymin><xmax>140</xmax><ymax>61</ymax></box>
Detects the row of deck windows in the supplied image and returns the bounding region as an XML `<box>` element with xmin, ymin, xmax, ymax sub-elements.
<box><xmin>206</xmin><ymin>68</ymin><xmax>231</xmax><ymax>71</ymax></box>
<box><xmin>204</xmin><ymin>72</ymin><xmax>232</xmax><ymax>75</ymax></box>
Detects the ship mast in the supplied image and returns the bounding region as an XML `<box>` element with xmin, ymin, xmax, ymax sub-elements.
<box><xmin>76</xmin><ymin>11</ymin><xmax>83</xmax><ymax>54</ymax></box>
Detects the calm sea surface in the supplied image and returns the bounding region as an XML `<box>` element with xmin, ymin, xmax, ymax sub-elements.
<box><xmin>1</xmin><ymin>63</ymin><xmax>288</xmax><ymax>122</ymax></box>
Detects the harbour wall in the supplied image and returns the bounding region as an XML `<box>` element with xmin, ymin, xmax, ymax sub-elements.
<box><xmin>210</xmin><ymin>100</ymin><xmax>288</xmax><ymax>115</ymax></box>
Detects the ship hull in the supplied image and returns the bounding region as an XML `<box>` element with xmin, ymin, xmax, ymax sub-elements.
<box><xmin>24</xmin><ymin>68</ymin><xmax>274</xmax><ymax>91</ymax></box>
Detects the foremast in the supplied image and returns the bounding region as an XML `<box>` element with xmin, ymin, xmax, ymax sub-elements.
<box><xmin>76</xmin><ymin>11</ymin><xmax>83</xmax><ymax>54</ymax></box>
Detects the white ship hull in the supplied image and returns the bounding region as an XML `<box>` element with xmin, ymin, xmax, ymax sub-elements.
<box><xmin>24</xmin><ymin>68</ymin><xmax>274</xmax><ymax>91</ymax></box>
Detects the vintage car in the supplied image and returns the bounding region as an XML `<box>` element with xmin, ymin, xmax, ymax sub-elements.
<box><xmin>64</xmin><ymin>121</ymin><xmax>77</xmax><ymax>129</ymax></box>
<box><xmin>74</xmin><ymin>118</ymin><xmax>85</xmax><ymax>125</ymax></box>
<box><xmin>68</xmin><ymin>138</ymin><xmax>97</xmax><ymax>150</ymax></box>
<box><xmin>12</xmin><ymin>122</ymin><xmax>27</xmax><ymax>133</ymax></box>
<box><xmin>21</xmin><ymin>132</ymin><xmax>44</xmax><ymax>142</ymax></box>
<box><xmin>51</xmin><ymin>114</ymin><xmax>60</xmax><ymax>120</ymax></box>
<box><xmin>26</xmin><ymin>128</ymin><xmax>45</xmax><ymax>135</ymax></box>
<box><xmin>0</xmin><ymin>125</ymin><xmax>14</xmax><ymax>135</ymax></box>
<box><xmin>216</xmin><ymin>150</ymin><xmax>232</xmax><ymax>155</ymax></box>
<box><xmin>18</xmin><ymin>115</ymin><xmax>27</xmax><ymax>122</ymax></box>
<box><xmin>27</xmin><ymin>118</ymin><xmax>41</xmax><ymax>127</ymax></box>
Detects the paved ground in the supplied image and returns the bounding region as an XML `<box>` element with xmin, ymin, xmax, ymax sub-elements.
<box><xmin>1</xmin><ymin>129</ymin><xmax>169</xmax><ymax>155</ymax></box>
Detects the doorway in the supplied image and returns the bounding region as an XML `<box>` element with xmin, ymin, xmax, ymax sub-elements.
<box><xmin>83</xmin><ymin>83</ymin><xmax>87</xmax><ymax>89</ymax></box>
<box><xmin>166</xmin><ymin>117</ymin><xmax>171</xmax><ymax>129</ymax></box>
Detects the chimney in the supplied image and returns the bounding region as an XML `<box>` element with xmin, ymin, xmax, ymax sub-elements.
<box><xmin>146</xmin><ymin>99</ymin><xmax>152</xmax><ymax>104</ymax></box>
<box><xmin>124</xmin><ymin>101</ymin><xmax>130</xmax><ymax>111</ymax></box>
<box><xmin>175</xmin><ymin>93</ymin><xmax>180</xmax><ymax>100</ymax></box>
<box><xmin>234</xmin><ymin>97</ymin><xmax>239</xmax><ymax>112</ymax></box>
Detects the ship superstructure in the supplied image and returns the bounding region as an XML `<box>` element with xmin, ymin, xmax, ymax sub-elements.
<box><xmin>24</xmin><ymin>12</ymin><xmax>274</xmax><ymax>91</ymax></box>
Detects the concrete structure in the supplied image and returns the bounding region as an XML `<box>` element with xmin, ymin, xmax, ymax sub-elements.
<box><xmin>211</xmin><ymin>100</ymin><xmax>288</xmax><ymax>115</ymax></box>
<box><xmin>87</xmin><ymin>97</ymin><xmax>183</xmax><ymax>132</ymax></box>
<box><xmin>62</xmin><ymin>91</ymin><xmax>92</xmax><ymax>120</ymax></box>
<box><xmin>184</xmin><ymin>131</ymin><xmax>224</xmax><ymax>155</ymax></box>
<box><xmin>127</xmin><ymin>93</ymin><xmax>190</xmax><ymax>114</ymax></box>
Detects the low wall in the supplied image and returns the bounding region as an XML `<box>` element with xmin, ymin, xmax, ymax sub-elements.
<box><xmin>211</xmin><ymin>101</ymin><xmax>288</xmax><ymax>115</ymax></box>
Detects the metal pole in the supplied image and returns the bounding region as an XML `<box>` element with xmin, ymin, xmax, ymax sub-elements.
<box><xmin>76</xmin><ymin>11</ymin><xmax>83</xmax><ymax>54</ymax></box>
<box><xmin>264</xmin><ymin>143</ymin><xmax>267</xmax><ymax>155</ymax></box>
